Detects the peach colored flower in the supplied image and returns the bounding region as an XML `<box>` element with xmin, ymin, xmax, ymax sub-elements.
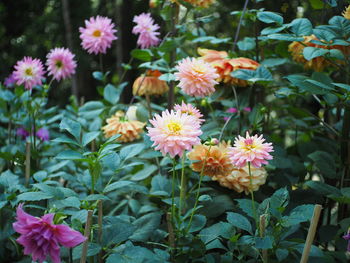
<box><xmin>187</xmin><ymin>142</ymin><xmax>234</xmax><ymax>177</ymax></box>
<box><xmin>174</xmin><ymin>57</ymin><xmax>219</xmax><ymax>97</ymax></box>
<box><xmin>102</xmin><ymin>111</ymin><xmax>145</xmax><ymax>143</ymax></box>
<box><xmin>343</xmin><ymin>5</ymin><xmax>350</xmax><ymax>19</ymax></box>
<box><xmin>174</xmin><ymin>101</ymin><xmax>204</xmax><ymax>125</ymax></box>
<box><xmin>213</xmin><ymin>166</ymin><xmax>267</xmax><ymax>194</ymax></box>
<box><xmin>229</xmin><ymin>132</ymin><xmax>273</xmax><ymax>168</ymax></box>
<box><xmin>132</xmin><ymin>70</ymin><xmax>169</xmax><ymax>96</ymax></box>
<box><xmin>147</xmin><ymin>110</ymin><xmax>202</xmax><ymax>158</ymax></box>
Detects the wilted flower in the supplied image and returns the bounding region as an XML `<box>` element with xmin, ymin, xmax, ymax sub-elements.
<box><xmin>147</xmin><ymin>110</ymin><xmax>202</xmax><ymax>158</ymax></box>
<box><xmin>229</xmin><ymin>132</ymin><xmax>273</xmax><ymax>168</ymax></box>
<box><xmin>212</xmin><ymin>165</ymin><xmax>267</xmax><ymax>194</ymax></box>
<box><xmin>16</xmin><ymin>127</ymin><xmax>30</xmax><ymax>139</ymax></box>
<box><xmin>4</xmin><ymin>72</ymin><xmax>16</xmax><ymax>88</ymax></box>
<box><xmin>13</xmin><ymin>204</ymin><xmax>86</xmax><ymax>263</ymax></box>
<box><xmin>102</xmin><ymin>111</ymin><xmax>145</xmax><ymax>143</ymax></box>
<box><xmin>46</xmin><ymin>48</ymin><xmax>77</xmax><ymax>81</ymax></box>
<box><xmin>36</xmin><ymin>128</ymin><xmax>50</xmax><ymax>141</ymax></box>
<box><xmin>79</xmin><ymin>16</ymin><xmax>117</xmax><ymax>54</ymax></box>
<box><xmin>188</xmin><ymin>142</ymin><xmax>234</xmax><ymax>177</ymax></box>
<box><xmin>174</xmin><ymin>57</ymin><xmax>219</xmax><ymax>97</ymax></box>
<box><xmin>343</xmin><ymin>5</ymin><xmax>350</xmax><ymax>19</ymax></box>
<box><xmin>132</xmin><ymin>70</ymin><xmax>168</xmax><ymax>96</ymax></box>
<box><xmin>132</xmin><ymin>13</ymin><xmax>160</xmax><ymax>49</ymax></box>
<box><xmin>174</xmin><ymin>101</ymin><xmax>204</xmax><ymax>125</ymax></box>
<box><xmin>343</xmin><ymin>231</ymin><xmax>350</xmax><ymax>251</ymax></box>
<box><xmin>13</xmin><ymin>57</ymin><xmax>45</xmax><ymax>90</ymax></box>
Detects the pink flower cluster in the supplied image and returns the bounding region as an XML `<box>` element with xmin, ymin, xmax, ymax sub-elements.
<box><xmin>132</xmin><ymin>13</ymin><xmax>161</xmax><ymax>49</ymax></box>
<box><xmin>13</xmin><ymin>204</ymin><xmax>86</xmax><ymax>263</ymax></box>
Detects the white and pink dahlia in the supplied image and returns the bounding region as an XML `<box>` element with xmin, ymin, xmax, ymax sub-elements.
<box><xmin>174</xmin><ymin>57</ymin><xmax>219</xmax><ymax>97</ymax></box>
<box><xmin>228</xmin><ymin>132</ymin><xmax>274</xmax><ymax>168</ymax></box>
<box><xmin>132</xmin><ymin>13</ymin><xmax>161</xmax><ymax>49</ymax></box>
<box><xmin>147</xmin><ymin>110</ymin><xmax>202</xmax><ymax>158</ymax></box>
<box><xmin>13</xmin><ymin>57</ymin><xmax>45</xmax><ymax>90</ymax></box>
<box><xmin>174</xmin><ymin>101</ymin><xmax>204</xmax><ymax>124</ymax></box>
<box><xmin>79</xmin><ymin>16</ymin><xmax>117</xmax><ymax>54</ymax></box>
<box><xmin>46</xmin><ymin>47</ymin><xmax>77</xmax><ymax>81</ymax></box>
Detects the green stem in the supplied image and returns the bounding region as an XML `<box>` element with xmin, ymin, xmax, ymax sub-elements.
<box><xmin>171</xmin><ymin>158</ymin><xmax>176</xmax><ymax>221</ymax></box>
<box><xmin>179</xmin><ymin>154</ymin><xmax>186</xmax><ymax>215</ymax></box>
<box><xmin>248</xmin><ymin>162</ymin><xmax>258</xmax><ymax>228</ymax></box>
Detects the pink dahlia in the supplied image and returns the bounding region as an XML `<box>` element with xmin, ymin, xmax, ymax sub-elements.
<box><xmin>13</xmin><ymin>57</ymin><xmax>45</xmax><ymax>90</ymax></box>
<box><xmin>79</xmin><ymin>16</ymin><xmax>117</xmax><ymax>54</ymax></box>
<box><xmin>147</xmin><ymin>110</ymin><xmax>202</xmax><ymax>158</ymax></box>
<box><xmin>4</xmin><ymin>72</ymin><xmax>16</xmax><ymax>88</ymax></box>
<box><xmin>132</xmin><ymin>13</ymin><xmax>161</xmax><ymax>49</ymax></box>
<box><xmin>46</xmin><ymin>47</ymin><xmax>77</xmax><ymax>81</ymax></box>
<box><xmin>174</xmin><ymin>101</ymin><xmax>204</xmax><ymax>124</ymax></box>
<box><xmin>228</xmin><ymin>132</ymin><xmax>274</xmax><ymax>168</ymax></box>
<box><xmin>174</xmin><ymin>57</ymin><xmax>219</xmax><ymax>97</ymax></box>
<box><xmin>36</xmin><ymin>127</ymin><xmax>50</xmax><ymax>141</ymax></box>
<box><xmin>13</xmin><ymin>204</ymin><xmax>86</xmax><ymax>263</ymax></box>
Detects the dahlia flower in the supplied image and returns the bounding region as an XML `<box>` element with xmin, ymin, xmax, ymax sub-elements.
<box><xmin>223</xmin><ymin>107</ymin><xmax>238</xmax><ymax>121</ymax></box>
<box><xmin>229</xmin><ymin>132</ymin><xmax>273</xmax><ymax>168</ymax></box>
<box><xmin>13</xmin><ymin>57</ymin><xmax>45</xmax><ymax>90</ymax></box>
<box><xmin>102</xmin><ymin>111</ymin><xmax>146</xmax><ymax>143</ymax></box>
<box><xmin>188</xmin><ymin>142</ymin><xmax>234</xmax><ymax>177</ymax></box>
<box><xmin>174</xmin><ymin>101</ymin><xmax>204</xmax><ymax>124</ymax></box>
<box><xmin>4</xmin><ymin>72</ymin><xmax>16</xmax><ymax>88</ymax></box>
<box><xmin>212</xmin><ymin>165</ymin><xmax>267</xmax><ymax>194</ymax></box>
<box><xmin>36</xmin><ymin>128</ymin><xmax>50</xmax><ymax>141</ymax></box>
<box><xmin>147</xmin><ymin>110</ymin><xmax>202</xmax><ymax>158</ymax></box>
<box><xmin>343</xmin><ymin>231</ymin><xmax>350</xmax><ymax>251</ymax></box>
<box><xmin>132</xmin><ymin>13</ymin><xmax>160</xmax><ymax>49</ymax></box>
<box><xmin>174</xmin><ymin>57</ymin><xmax>219</xmax><ymax>97</ymax></box>
<box><xmin>79</xmin><ymin>16</ymin><xmax>117</xmax><ymax>54</ymax></box>
<box><xmin>132</xmin><ymin>70</ymin><xmax>168</xmax><ymax>96</ymax></box>
<box><xmin>13</xmin><ymin>204</ymin><xmax>86</xmax><ymax>263</ymax></box>
<box><xmin>243</xmin><ymin>107</ymin><xmax>251</xmax><ymax>112</ymax></box>
<box><xmin>46</xmin><ymin>48</ymin><xmax>77</xmax><ymax>81</ymax></box>
<box><xmin>17</xmin><ymin>127</ymin><xmax>30</xmax><ymax>139</ymax></box>
<box><xmin>343</xmin><ymin>5</ymin><xmax>350</xmax><ymax>20</ymax></box>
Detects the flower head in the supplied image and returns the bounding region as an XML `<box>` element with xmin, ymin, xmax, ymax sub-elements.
<box><xmin>229</xmin><ymin>132</ymin><xmax>273</xmax><ymax>168</ymax></box>
<box><xmin>174</xmin><ymin>57</ymin><xmax>219</xmax><ymax>97</ymax></box>
<box><xmin>132</xmin><ymin>13</ymin><xmax>160</xmax><ymax>49</ymax></box>
<box><xmin>343</xmin><ymin>231</ymin><xmax>350</xmax><ymax>251</ymax></box>
<box><xmin>188</xmin><ymin>142</ymin><xmax>234</xmax><ymax>177</ymax></box>
<box><xmin>17</xmin><ymin>127</ymin><xmax>30</xmax><ymax>139</ymax></box>
<box><xmin>343</xmin><ymin>5</ymin><xmax>350</xmax><ymax>19</ymax></box>
<box><xmin>36</xmin><ymin>128</ymin><xmax>50</xmax><ymax>141</ymax></box>
<box><xmin>46</xmin><ymin>48</ymin><xmax>77</xmax><ymax>81</ymax></box>
<box><xmin>132</xmin><ymin>70</ymin><xmax>168</xmax><ymax>96</ymax></box>
<box><xmin>13</xmin><ymin>204</ymin><xmax>86</xmax><ymax>263</ymax></box>
<box><xmin>243</xmin><ymin>107</ymin><xmax>251</xmax><ymax>112</ymax></box>
<box><xmin>174</xmin><ymin>101</ymin><xmax>204</xmax><ymax>124</ymax></box>
<box><xmin>13</xmin><ymin>57</ymin><xmax>45</xmax><ymax>90</ymax></box>
<box><xmin>79</xmin><ymin>16</ymin><xmax>117</xmax><ymax>54</ymax></box>
<box><xmin>147</xmin><ymin>110</ymin><xmax>202</xmax><ymax>158</ymax></box>
<box><xmin>4</xmin><ymin>72</ymin><xmax>16</xmax><ymax>88</ymax></box>
<box><xmin>227</xmin><ymin>107</ymin><xmax>238</xmax><ymax>114</ymax></box>
<box><xmin>212</xmin><ymin>165</ymin><xmax>267</xmax><ymax>194</ymax></box>
<box><xmin>102</xmin><ymin>111</ymin><xmax>146</xmax><ymax>143</ymax></box>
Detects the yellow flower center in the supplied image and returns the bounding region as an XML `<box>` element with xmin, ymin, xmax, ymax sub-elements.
<box><xmin>55</xmin><ymin>60</ymin><xmax>63</xmax><ymax>68</ymax></box>
<box><xmin>93</xmin><ymin>30</ymin><xmax>102</xmax><ymax>37</ymax></box>
<box><xmin>25</xmin><ymin>68</ymin><xmax>33</xmax><ymax>76</ymax></box>
<box><xmin>243</xmin><ymin>138</ymin><xmax>255</xmax><ymax>151</ymax></box>
<box><xmin>167</xmin><ymin>121</ymin><xmax>182</xmax><ymax>134</ymax></box>
<box><xmin>193</xmin><ymin>66</ymin><xmax>205</xmax><ymax>74</ymax></box>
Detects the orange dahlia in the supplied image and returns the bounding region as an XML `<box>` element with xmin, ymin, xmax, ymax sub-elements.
<box><xmin>198</xmin><ymin>48</ymin><xmax>260</xmax><ymax>87</ymax></box>
<box><xmin>102</xmin><ymin>111</ymin><xmax>146</xmax><ymax>143</ymax></box>
<box><xmin>212</xmin><ymin>165</ymin><xmax>267</xmax><ymax>194</ymax></box>
<box><xmin>132</xmin><ymin>70</ymin><xmax>169</xmax><ymax>96</ymax></box>
<box><xmin>343</xmin><ymin>5</ymin><xmax>350</xmax><ymax>19</ymax></box>
<box><xmin>187</xmin><ymin>142</ymin><xmax>234</xmax><ymax>177</ymax></box>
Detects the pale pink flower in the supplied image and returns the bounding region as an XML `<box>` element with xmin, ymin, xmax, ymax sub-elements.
<box><xmin>132</xmin><ymin>13</ymin><xmax>160</xmax><ymax>49</ymax></box>
<box><xmin>13</xmin><ymin>204</ymin><xmax>86</xmax><ymax>263</ymax></box>
<box><xmin>13</xmin><ymin>57</ymin><xmax>45</xmax><ymax>90</ymax></box>
<box><xmin>174</xmin><ymin>57</ymin><xmax>219</xmax><ymax>97</ymax></box>
<box><xmin>46</xmin><ymin>48</ymin><xmax>77</xmax><ymax>81</ymax></box>
<box><xmin>174</xmin><ymin>101</ymin><xmax>204</xmax><ymax>124</ymax></box>
<box><xmin>79</xmin><ymin>16</ymin><xmax>117</xmax><ymax>54</ymax></box>
<box><xmin>147</xmin><ymin>110</ymin><xmax>202</xmax><ymax>158</ymax></box>
<box><xmin>243</xmin><ymin>107</ymin><xmax>251</xmax><ymax>112</ymax></box>
<box><xmin>228</xmin><ymin>132</ymin><xmax>273</xmax><ymax>168</ymax></box>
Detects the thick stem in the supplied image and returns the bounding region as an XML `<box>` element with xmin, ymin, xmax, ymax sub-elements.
<box><xmin>171</xmin><ymin>158</ymin><xmax>176</xmax><ymax>222</ymax></box>
<box><xmin>179</xmin><ymin>154</ymin><xmax>187</xmax><ymax>215</ymax></box>
<box><xmin>145</xmin><ymin>94</ymin><xmax>153</xmax><ymax>119</ymax></box>
<box><xmin>80</xmin><ymin>210</ymin><xmax>93</xmax><ymax>263</ymax></box>
<box><xmin>25</xmin><ymin>142</ymin><xmax>31</xmax><ymax>187</ymax></box>
<box><xmin>248</xmin><ymin>162</ymin><xmax>258</xmax><ymax>226</ymax></box>
<box><xmin>98</xmin><ymin>200</ymin><xmax>103</xmax><ymax>263</ymax></box>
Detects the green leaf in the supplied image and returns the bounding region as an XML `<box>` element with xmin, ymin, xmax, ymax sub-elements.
<box><xmin>92</xmin><ymin>71</ymin><xmax>103</xmax><ymax>81</ymax></box>
<box><xmin>17</xmin><ymin>191</ymin><xmax>54</xmax><ymax>201</ymax></box>
<box><xmin>130</xmin><ymin>212</ymin><xmax>162</xmax><ymax>242</ymax></box>
<box><xmin>255</xmin><ymin>236</ymin><xmax>274</xmax><ymax>249</ymax></box>
<box><xmin>231</xmin><ymin>66</ymin><xmax>273</xmax><ymax>82</ymax></box>
<box><xmin>51</xmin><ymin>136</ymin><xmax>81</xmax><ymax>146</ymax></box>
<box><xmin>82</xmin><ymin>131</ymin><xmax>100</xmax><ymax>147</ymax></box>
<box><xmin>131</xmin><ymin>165</ymin><xmax>158</xmax><ymax>181</ymax></box>
<box><xmin>282</xmin><ymin>204</ymin><xmax>315</xmax><ymax>227</ymax></box>
<box><xmin>290</xmin><ymin>18</ymin><xmax>313</xmax><ymax>36</ymax></box>
<box><xmin>104</xmin><ymin>181</ymin><xmax>135</xmax><ymax>193</ymax></box>
<box><xmin>308</xmin><ymin>151</ymin><xmax>337</xmax><ymax>178</ymax></box>
<box><xmin>73</xmin><ymin>243</ymin><xmax>101</xmax><ymax>260</ymax></box>
<box><xmin>329</xmin><ymin>49</ymin><xmax>345</xmax><ymax>60</ymax></box>
<box><xmin>187</xmin><ymin>215</ymin><xmax>207</xmax><ymax>233</ymax></box>
<box><xmin>56</xmin><ymin>150</ymin><xmax>84</xmax><ymax>160</ymax></box>
<box><xmin>303</xmin><ymin>47</ymin><xmax>329</xmax><ymax>61</ymax></box>
<box><xmin>120</xmin><ymin>143</ymin><xmax>145</xmax><ymax>161</ymax></box>
<box><xmin>267</xmin><ymin>34</ymin><xmax>303</xmax><ymax>41</ymax></box>
<box><xmin>237</xmin><ymin>37</ymin><xmax>256</xmax><ymax>51</ymax></box>
<box><xmin>150</xmin><ymin>175</ymin><xmax>171</xmax><ymax>196</ymax></box>
<box><xmin>304</xmin><ymin>181</ymin><xmax>341</xmax><ymax>196</ymax></box>
<box><xmin>192</xmin><ymin>36</ymin><xmax>231</xmax><ymax>44</ymax></box>
<box><xmin>276</xmin><ymin>248</ymin><xmax>289</xmax><ymax>261</ymax></box>
<box><xmin>333</xmin><ymin>83</ymin><xmax>350</xmax><ymax>91</ymax></box>
<box><xmin>103</xmin><ymin>217</ymin><xmax>135</xmax><ymax>245</ymax></box>
<box><xmin>131</xmin><ymin>49</ymin><xmax>153</xmax><ymax>61</ymax></box>
<box><xmin>103</xmin><ymin>84</ymin><xmax>121</xmax><ymax>104</ymax></box>
<box><xmin>257</xmin><ymin>11</ymin><xmax>283</xmax><ymax>24</ymax></box>
<box><xmin>227</xmin><ymin>212</ymin><xmax>252</xmax><ymax>234</ymax></box>
<box><xmin>59</xmin><ymin>118</ymin><xmax>81</xmax><ymax>142</ymax></box>
<box><xmin>236</xmin><ymin>199</ymin><xmax>259</xmax><ymax>219</ymax></box>
<box><xmin>200</xmin><ymin>222</ymin><xmax>235</xmax><ymax>244</ymax></box>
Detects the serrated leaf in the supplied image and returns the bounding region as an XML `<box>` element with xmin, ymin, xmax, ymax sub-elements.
<box><xmin>59</xmin><ymin>118</ymin><xmax>81</xmax><ymax>142</ymax></box>
<box><xmin>104</xmin><ymin>181</ymin><xmax>135</xmax><ymax>193</ymax></box>
<box><xmin>17</xmin><ymin>191</ymin><xmax>54</xmax><ymax>201</ymax></box>
<box><xmin>56</xmin><ymin>150</ymin><xmax>84</xmax><ymax>160</ymax></box>
<box><xmin>131</xmin><ymin>165</ymin><xmax>158</xmax><ymax>181</ymax></box>
<box><xmin>227</xmin><ymin>212</ymin><xmax>252</xmax><ymax>234</ymax></box>
<box><xmin>82</xmin><ymin>131</ymin><xmax>100</xmax><ymax>147</ymax></box>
